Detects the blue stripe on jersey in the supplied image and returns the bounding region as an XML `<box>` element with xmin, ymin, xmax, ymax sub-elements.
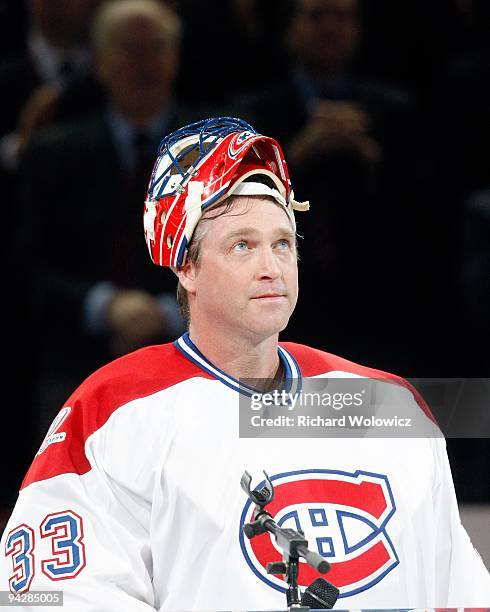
<box><xmin>174</xmin><ymin>332</ymin><xmax>302</xmax><ymax>397</ymax></box>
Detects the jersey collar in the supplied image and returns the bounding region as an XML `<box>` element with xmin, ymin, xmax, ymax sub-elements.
<box><xmin>174</xmin><ymin>332</ymin><xmax>302</xmax><ymax>397</ymax></box>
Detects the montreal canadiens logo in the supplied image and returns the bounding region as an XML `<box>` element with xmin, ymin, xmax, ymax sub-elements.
<box><xmin>228</xmin><ymin>131</ymin><xmax>256</xmax><ymax>158</ymax></box>
<box><xmin>239</xmin><ymin>469</ymin><xmax>398</xmax><ymax>599</ymax></box>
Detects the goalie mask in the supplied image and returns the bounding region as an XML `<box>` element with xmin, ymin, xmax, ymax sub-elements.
<box><xmin>143</xmin><ymin>116</ymin><xmax>309</xmax><ymax>268</ymax></box>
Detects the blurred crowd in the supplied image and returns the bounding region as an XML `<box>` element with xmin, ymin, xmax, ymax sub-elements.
<box><xmin>0</xmin><ymin>0</ymin><xmax>489</xmax><ymax>528</ymax></box>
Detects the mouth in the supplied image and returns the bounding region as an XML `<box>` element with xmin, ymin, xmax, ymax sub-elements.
<box><xmin>251</xmin><ymin>294</ymin><xmax>286</xmax><ymax>301</ymax></box>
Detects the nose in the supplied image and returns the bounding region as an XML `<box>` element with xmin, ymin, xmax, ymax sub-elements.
<box><xmin>256</xmin><ymin>246</ymin><xmax>282</xmax><ymax>281</ymax></box>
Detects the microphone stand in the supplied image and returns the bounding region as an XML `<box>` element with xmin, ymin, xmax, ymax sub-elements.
<box><xmin>241</xmin><ymin>471</ymin><xmax>331</xmax><ymax>612</ymax></box>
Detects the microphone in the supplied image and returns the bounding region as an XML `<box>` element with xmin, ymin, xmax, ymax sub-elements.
<box><xmin>301</xmin><ymin>578</ymin><xmax>339</xmax><ymax>609</ymax></box>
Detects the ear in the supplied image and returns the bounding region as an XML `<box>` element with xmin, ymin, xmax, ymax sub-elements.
<box><xmin>176</xmin><ymin>261</ymin><xmax>198</xmax><ymax>296</ymax></box>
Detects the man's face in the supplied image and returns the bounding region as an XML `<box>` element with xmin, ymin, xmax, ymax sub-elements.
<box><xmin>96</xmin><ymin>14</ymin><xmax>178</xmax><ymax>121</ymax></box>
<box><xmin>182</xmin><ymin>197</ymin><xmax>299</xmax><ymax>343</ymax></box>
<box><xmin>290</xmin><ymin>0</ymin><xmax>360</xmax><ymax>74</ymax></box>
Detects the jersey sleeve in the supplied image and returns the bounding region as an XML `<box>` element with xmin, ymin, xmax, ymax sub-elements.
<box><xmin>1</xmin><ymin>473</ymin><xmax>156</xmax><ymax>611</ymax></box>
<box><xmin>432</xmin><ymin>437</ymin><xmax>490</xmax><ymax>605</ymax></box>
<box><xmin>0</xmin><ymin>395</ymin><xmax>159</xmax><ymax>610</ymax></box>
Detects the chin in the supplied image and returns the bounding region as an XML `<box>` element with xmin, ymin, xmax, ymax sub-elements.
<box><xmin>248</xmin><ymin>314</ymin><xmax>291</xmax><ymax>339</ymax></box>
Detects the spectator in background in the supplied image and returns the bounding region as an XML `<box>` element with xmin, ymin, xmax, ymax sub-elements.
<box><xmin>19</xmin><ymin>0</ymin><xmax>191</xmax><ymax>435</ymax></box>
<box><xmin>0</xmin><ymin>0</ymin><xmax>104</xmax><ymax>170</ymax></box>
<box><xmin>354</xmin><ymin>0</ymin><xmax>470</xmax><ymax>99</ymax></box>
<box><xmin>176</xmin><ymin>0</ymin><xmax>292</xmax><ymax>105</ymax></box>
<box><xmin>0</xmin><ymin>0</ymin><xmax>105</xmax><ymax>526</ymax></box>
<box><xmin>241</xmin><ymin>0</ymin><xmax>433</xmax><ymax>373</ymax></box>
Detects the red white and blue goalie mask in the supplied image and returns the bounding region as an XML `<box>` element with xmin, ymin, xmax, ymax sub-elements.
<box><xmin>143</xmin><ymin>117</ymin><xmax>309</xmax><ymax>267</ymax></box>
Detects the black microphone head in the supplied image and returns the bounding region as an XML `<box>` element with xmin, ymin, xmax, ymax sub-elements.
<box><xmin>301</xmin><ymin>577</ymin><xmax>339</xmax><ymax>609</ymax></box>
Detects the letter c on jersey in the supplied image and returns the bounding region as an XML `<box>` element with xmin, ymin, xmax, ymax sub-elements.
<box><xmin>239</xmin><ymin>469</ymin><xmax>399</xmax><ymax>599</ymax></box>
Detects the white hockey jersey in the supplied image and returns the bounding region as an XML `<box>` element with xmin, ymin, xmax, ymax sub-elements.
<box><xmin>2</xmin><ymin>333</ymin><xmax>489</xmax><ymax>610</ymax></box>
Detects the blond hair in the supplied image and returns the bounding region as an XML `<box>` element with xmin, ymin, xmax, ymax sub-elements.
<box><xmin>92</xmin><ymin>0</ymin><xmax>182</xmax><ymax>52</ymax></box>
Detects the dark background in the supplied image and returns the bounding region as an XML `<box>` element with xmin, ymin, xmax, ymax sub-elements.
<box><xmin>0</xmin><ymin>0</ymin><xmax>489</xmax><ymax>532</ymax></box>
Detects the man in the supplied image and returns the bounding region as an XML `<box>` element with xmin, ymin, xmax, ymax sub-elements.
<box><xmin>0</xmin><ymin>0</ymin><xmax>106</xmax><ymax>537</ymax></box>
<box><xmin>20</xmin><ymin>0</ymin><xmax>188</xmax><ymax>434</ymax></box>
<box><xmin>0</xmin><ymin>0</ymin><xmax>104</xmax><ymax>167</ymax></box>
<box><xmin>1</xmin><ymin>117</ymin><xmax>489</xmax><ymax>609</ymax></box>
<box><xmin>241</xmin><ymin>0</ymin><xmax>436</xmax><ymax>374</ymax></box>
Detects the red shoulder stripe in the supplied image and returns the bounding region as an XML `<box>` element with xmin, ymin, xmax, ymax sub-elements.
<box><xmin>22</xmin><ymin>343</ymin><xmax>211</xmax><ymax>489</ymax></box>
<box><xmin>280</xmin><ymin>341</ymin><xmax>437</xmax><ymax>424</ymax></box>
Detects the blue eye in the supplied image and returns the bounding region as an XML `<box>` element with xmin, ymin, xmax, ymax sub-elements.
<box><xmin>233</xmin><ymin>241</ymin><xmax>248</xmax><ymax>251</ymax></box>
<box><xmin>276</xmin><ymin>239</ymin><xmax>290</xmax><ymax>249</ymax></box>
